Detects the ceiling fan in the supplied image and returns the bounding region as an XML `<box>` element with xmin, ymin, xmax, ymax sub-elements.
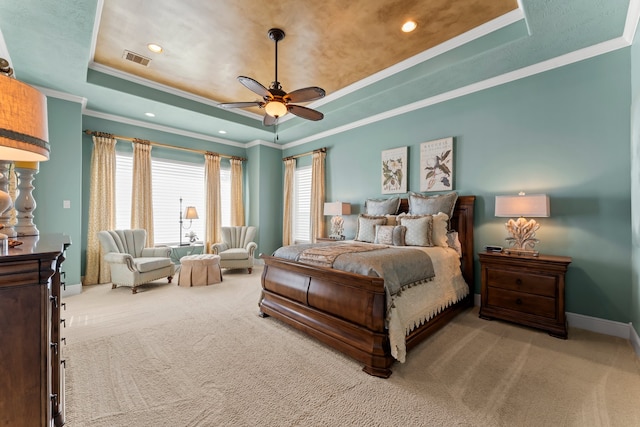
<box><xmin>218</xmin><ymin>28</ymin><xmax>325</xmax><ymax>126</ymax></box>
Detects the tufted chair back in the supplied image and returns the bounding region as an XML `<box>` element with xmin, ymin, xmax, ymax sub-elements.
<box><xmin>221</xmin><ymin>226</ymin><xmax>257</xmax><ymax>249</ymax></box>
<box><xmin>98</xmin><ymin>229</ymin><xmax>148</xmax><ymax>258</ymax></box>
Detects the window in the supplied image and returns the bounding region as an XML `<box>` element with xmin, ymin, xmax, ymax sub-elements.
<box><xmin>115</xmin><ymin>152</ymin><xmax>231</xmax><ymax>245</ymax></box>
<box><xmin>293</xmin><ymin>165</ymin><xmax>312</xmax><ymax>243</ymax></box>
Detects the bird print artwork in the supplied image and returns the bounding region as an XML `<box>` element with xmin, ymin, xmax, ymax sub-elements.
<box><xmin>420</xmin><ymin>137</ymin><xmax>454</xmax><ymax>192</ymax></box>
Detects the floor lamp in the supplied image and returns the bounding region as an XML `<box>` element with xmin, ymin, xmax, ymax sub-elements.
<box><xmin>179</xmin><ymin>197</ymin><xmax>199</xmax><ymax>246</ymax></box>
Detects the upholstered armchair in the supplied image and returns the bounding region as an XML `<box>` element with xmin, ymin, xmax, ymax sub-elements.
<box><xmin>97</xmin><ymin>229</ymin><xmax>175</xmax><ymax>294</ymax></box>
<box><xmin>211</xmin><ymin>226</ymin><xmax>258</xmax><ymax>273</ymax></box>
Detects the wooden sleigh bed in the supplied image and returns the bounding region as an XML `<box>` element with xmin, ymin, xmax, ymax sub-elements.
<box><xmin>259</xmin><ymin>195</ymin><xmax>475</xmax><ymax>378</ymax></box>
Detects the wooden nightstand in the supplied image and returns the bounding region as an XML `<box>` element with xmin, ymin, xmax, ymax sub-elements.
<box><xmin>479</xmin><ymin>251</ymin><xmax>572</xmax><ymax>338</ymax></box>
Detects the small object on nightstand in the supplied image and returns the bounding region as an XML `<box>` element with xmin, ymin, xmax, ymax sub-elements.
<box><xmin>484</xmin><ymin>245</ymin><xmax>503</xmax><ymax>253</ymax></box>
<box><xmin>479</xmin><ymin>251</ymin><xmax>571</xmax><ymax>339</ymax></box>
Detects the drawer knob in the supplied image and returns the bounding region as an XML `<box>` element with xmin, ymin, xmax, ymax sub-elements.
<box><xmin>515</xmin><ymin>279</ymin><xmax>522</xmax><ymax>286</ymax></box>
<box><xmin>516</xmin><ymin>298</ymin><xmax>523</xmax><ymax>305</ymax></box>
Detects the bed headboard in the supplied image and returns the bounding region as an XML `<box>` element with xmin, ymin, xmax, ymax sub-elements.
<box><xmin>398</xmin><ymin>196</ymin><xmax>475</xmax><ymax>290</ymax></box>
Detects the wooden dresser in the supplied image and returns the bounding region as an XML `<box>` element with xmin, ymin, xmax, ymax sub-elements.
<box><xmin>479</xmin><ymin>251</ymin><xmax>572</xmax><ymax>339</ymax></box>
<box><xmin>0</xmin><ymin>234</ymin><xmax>71</xmax><ymax>426</ymax></box>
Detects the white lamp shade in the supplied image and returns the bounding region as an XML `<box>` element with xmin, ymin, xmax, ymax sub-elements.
<box><xmin>183</xmin><ymin>206</ymin><xmax>199</xmax><ymax>220</ymax></box>
<box><xmin>495</xmin><ymin>194</ymin><xmax>549</xmax><ymax>217</ymax></box>
<box><xmin>324</xmin><ymin>202</ymin><xmax>351</xmax><ymax>216</ymax></box>
<box><xmin>0</xmin><ymin>74</ymin><xmax>49</xmax><ymax>161</ymax></box>
<box><xmin>264</xmin><ymin>101</ymin><xmax>288</xmax><ymax>118</ymax></box>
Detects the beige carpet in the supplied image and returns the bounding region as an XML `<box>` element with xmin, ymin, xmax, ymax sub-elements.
<box><xmin>62</xmin><ymin>267</ymin><xmax>640</xmax><ymax>427</ymax></box>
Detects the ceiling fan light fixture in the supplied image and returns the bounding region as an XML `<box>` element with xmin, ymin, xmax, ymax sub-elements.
<box><xmin>264</xmin><ymin>101</ymin><xmax>288</xmax><ymax>118</ymax></box>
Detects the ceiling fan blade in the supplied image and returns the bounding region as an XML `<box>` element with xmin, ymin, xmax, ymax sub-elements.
<box><xmin>238</xmin><ymin>76</ymin><xmax>271</xmax><ymax>99</ymax></box>
<box><xmin>218</xmin><ymin>101</ymin><xmax>262</xmax><ymax>109</ymax></box>
<box><xmin>288</xmin><ymin>104</ymin><xmax>324</xmax><ymax>121</ymax></box>
<box><xmin>263</xmin><ymin>114</ymin><xmax>277</xmax><ymax>126</ymax></box>
<box><xmin>284</xmin><ymin>87</ymin><xmax>326</xmax><ymax>103</ymax></box>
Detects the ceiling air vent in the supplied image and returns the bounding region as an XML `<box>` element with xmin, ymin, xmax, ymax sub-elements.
<box><xmin>122</xmin><ymin>50</ymin><xmax>151</xmax><ymax>67</ymax></box>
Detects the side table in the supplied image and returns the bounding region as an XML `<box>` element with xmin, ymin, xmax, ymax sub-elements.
<box><xmin>479</xmin><ymin>251</ymin><xmax>572</xmax><ymax>338</ymax></box>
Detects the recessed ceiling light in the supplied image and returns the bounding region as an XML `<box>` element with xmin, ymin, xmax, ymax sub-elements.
<box><xmin>218</xmin><ymin>130</ymin><xmax>227</xmax><ymax>134</ymax></box>
<box><xmin>147</xmin><ymin>43</ymin><xmax>163</xmax><ymax>54</ymax></box>
<box><xmin>401</xmin><ymin>20</ymin><xmax>417</xmax><ymax>33</ymax></box>
<box><xmin>145</xmin><ymin>112</ymin><xmax>155</xmax><ymax>117</ymax></box>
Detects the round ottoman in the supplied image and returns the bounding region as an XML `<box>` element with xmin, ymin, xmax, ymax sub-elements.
<box><xmin>178</xmin><ymin>254</ymin><xmax>222</xmax><ymax>287</ymax></box>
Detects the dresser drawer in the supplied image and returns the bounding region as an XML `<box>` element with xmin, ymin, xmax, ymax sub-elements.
<box><xmin>487</xmin><ymin>287</ymin><xmax>556</xmax><ymax>319</ymax></box>
<box><xmin>487</xmin><ymin>268</ymin><xmax>556</xmax><ymax>297</ymax></box>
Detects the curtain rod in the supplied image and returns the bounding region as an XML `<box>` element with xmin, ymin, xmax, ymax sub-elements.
<box><xmin>282</xmin><ymin>147</ymin><xmax>326</xmax><ymax>161</ymax></box>
<box><xmin>83</xmin><ymin>130</ymin><xmax>246</xmax><ymax>161</ymax></box>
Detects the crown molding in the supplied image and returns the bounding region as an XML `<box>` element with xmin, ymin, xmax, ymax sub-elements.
<box><xmin>283</xmin><ymin>32</ymin><xmax>634</xmax><ymax>150</ymax></box>
<box><xmin>35</xmin><ymin>86</ymin><xmax>87</xmax><ymax>108</ymax></box>
<box><xmin>83</xmin><ymin>108</ymin><xmax>246</xmax><ymax>148</ymax></box>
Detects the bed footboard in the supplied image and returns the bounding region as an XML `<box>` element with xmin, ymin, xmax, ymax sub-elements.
<box><xmin>259</xmin><ymin>255</ymin><xmax>394</xmax><ymax>377</ymax></box>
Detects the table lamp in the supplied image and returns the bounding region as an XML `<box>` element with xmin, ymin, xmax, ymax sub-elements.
<box><xmin>324</xmin><ymin>202</ymin><xmax>351</xmax><ymax>239</ymax></box>
<box><xmin>0</xmin><ymin>65</ymin><xmax>50</xmax><ymax>249</ymax></box>
<box><xmin>495</xmin><ymin>192</ymin><xmax>549</xmax><ymax>256</ymax></box>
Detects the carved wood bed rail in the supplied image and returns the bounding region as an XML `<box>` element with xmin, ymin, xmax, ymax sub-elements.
<box><xmin>259</xmin><ymin>195</ymin><xmax>475</xmax><ymax>377</ymax></box>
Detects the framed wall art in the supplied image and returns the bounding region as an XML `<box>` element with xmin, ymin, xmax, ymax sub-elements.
<box><xmin>381</xmin><ymin>146</ymin><xmax>407</xmax><ymax>194</ymax></box>
<box><xmin>420</xmin><ymin>137</ymin><xmax>454</xmax><ymax>192</ymax></box>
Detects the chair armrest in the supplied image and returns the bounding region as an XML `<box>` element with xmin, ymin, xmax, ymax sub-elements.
<box><xmin>142</xmin><ymin>247</ymin><xmax>172</xmax><ymax>257</ymax></box>
<box><xmin>211</xmin><ymin>243</ymin><xmax>228</xmax><ymax>255</ymax></box>
<box><xmin>104</xmin><ymin>253</ymin><xmax>135</xmax><ymax>271</ymax></box>
<box><xmin>246</xmin><ymin>242</ymin><xmax>258</xmax><ymax>258</ymax></box>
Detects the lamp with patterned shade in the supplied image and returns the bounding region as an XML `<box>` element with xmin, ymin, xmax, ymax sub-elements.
<box><xmin>0</xmin><ymin>65</ymin><xmax>50</xmax><ymax>246</ymax></box>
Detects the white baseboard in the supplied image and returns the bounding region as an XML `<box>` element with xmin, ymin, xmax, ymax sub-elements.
<box><xmin>631</xmin><ymin>323</ymin><xmax>640</xmax><ymax>357</ymax></box>
<box><xmin>565</xmin><ymin>312</ymin><xmax>630</xmax><ymax>339</ymax></box>
<box><xmin>473</xmin><ymin>293</ymin><xmax>640</xmax><ymax>358</ymax></box>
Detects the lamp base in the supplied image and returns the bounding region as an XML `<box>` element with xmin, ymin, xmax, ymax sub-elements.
<box><xmin>503</xmin><ymin>248</ymin><xmax>539</xmax><ymax>257</ymax></box>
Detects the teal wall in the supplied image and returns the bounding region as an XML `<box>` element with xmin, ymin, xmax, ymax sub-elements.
<box><xmin>247</xmin><ymin>144</ymin><xmax>283</xmax><ymax>257</ymax></box>
<box><xmin>631</xmin><ymin>25</ymin><xmax>640</xmax><ymax>337</ymax></box>
<box><xmin>35</xmin><ymin>98</ymin><xmax>83</xmax><ymax>287</ymax></box>
<box><xmin>40</xmin><ymin>44</ymin><xmax>634</xmax><ymax>326</ymax></box>
<box><xmin>285</xmin><ymin>49</ymin><xmax>632</xmax><ymax>323</ymax></box>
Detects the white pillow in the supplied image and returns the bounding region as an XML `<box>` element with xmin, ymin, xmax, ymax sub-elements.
<box><xmin>432</xmin><ymin>212</ymin><xmax>449</xmax><ymax>247</ymax></box>
<box><xmin>374</xmin><ymin>225</ymin><xmax>406</xmax><ymax>246</ymax></box>
<box><xmin>398</xmin><ymin>215</ymin><xmax>433</xmax><ymax>247</ymax></box>
<box><xmin>354</xmin><ymin>215</ymin><xmax>387</xmax><ymax>243</ymax></box>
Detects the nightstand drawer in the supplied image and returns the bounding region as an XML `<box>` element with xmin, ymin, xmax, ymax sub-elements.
<box><xmin>487</xmin><ymin>269</ymin><xmax>556</xmax><ymax>297</ymax></box>
<box><xmin>487</xmin><ymin>287</ymin><xmax>556</xmax><ymax>319</ymax></box>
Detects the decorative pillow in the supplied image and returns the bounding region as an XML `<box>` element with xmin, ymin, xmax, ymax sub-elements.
<box><xmin>385</xmin><ymin>214</ymin><xmax>398</xmax><ymax>226</ymax></box>
<box><xmin>365</xmin><ymin>197</ymin><xmax>401</xmax><ymax>216</ymax></box>
<box><xmin>374</xmin><ymin>225</ymin><xmax>406</xmax><ymax>246</ymax></box>
<box><xmin>354</xmin><ymin>215</ymin><xmax>387</xmax><ymax>243</ymax></box>
<box><xmin>431</xmin><ymin>212</ymin><xmax>449</xmax><ymax>247</ymax></box>
<box><xmin>398</xmin><ymin>215</ymin><xmax>433</xmax><ymax>247</ymax></box>
<box><xmin>408</xmin><ymin>191</ymin><xmax>458</xmax><ymax>219</ymax></box>
<box><xmin>447</xmin><ymin>230</ymin><xmax>462</xmax><ymax>257</ymax></box>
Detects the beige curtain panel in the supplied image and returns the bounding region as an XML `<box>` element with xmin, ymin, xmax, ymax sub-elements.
<box><xmin>310</xmin><ymin>150</ymin><xmax>326</xmax><ymax>243</ymax></box>
<box><xmin>282</xmin><ymin>158</ymin><xmax>295</xmax><ymax>246</ymax></box>
<box><xmin>131</xmin><ymin>141</ymin><xmax>154</xmax><ymax>246</ymax></box>
<box><xmin>84</xmin><ymin>135</ymin><xmax>117</xmax><ymax>285</ymax></box>
<box><xmin>230</xmin><ymin>158</ymin><xmax>245</xmax><ymax>226</ymax></box>
<box><xmin>205</xmin><ymin>153</ymin><xmax>221</xmax><ymax>252</ymax></box>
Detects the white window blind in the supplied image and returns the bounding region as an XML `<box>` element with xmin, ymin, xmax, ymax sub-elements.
<box><xmin>115</xmin><ymin>153</ymin><xmax>233</xmax><ymax>245</ymax></box>
<box><xmin>293</xmin><ymin>166</ymin><xmax>312</xmax><ymax>243</ymax></box>
<box><xmin>151</xmin><ymin>157</ymin><xmax>206</xmax><ymax>245</ymax></box>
